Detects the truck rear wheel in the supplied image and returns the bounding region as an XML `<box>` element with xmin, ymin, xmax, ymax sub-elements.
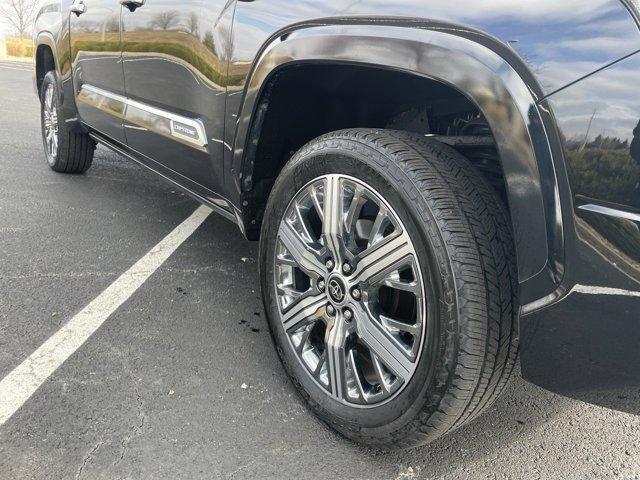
<box><xmin>260</xmin><ymin>128</ymin><xmax>519</xmax><ymax>449</ymax></box>
<box><xmin>40</xmin><ymin>71</ymin><xmax>95</xmax><ymax>173</ymax></box>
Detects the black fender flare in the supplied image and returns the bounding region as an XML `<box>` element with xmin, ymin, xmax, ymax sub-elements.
<box><xmin>34</xmin><ymin>32</ymin><xmax>60</xmax><ymax>96</ymax></box>
<box><xmin>231</xmin><ymin>21</ymin><xmax>565</xmax><ymax>306</ymax></box>
<box><xmin>35</xmin><ymin>25</ymin><xmax>84</xmax><ymax>132</ymax></box>
<box><xmin>35</xmin><ymin>32</ymin><xmax>60</xmax><ymax>73</ymax></box>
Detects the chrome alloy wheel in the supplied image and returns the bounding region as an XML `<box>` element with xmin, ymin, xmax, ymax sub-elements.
<box><xmin>43</xmin><ymin>83</ymin><xmax>58</xmax><ymax>159</ymax></box>
<box><xmin>274</xmin><ymin>174</ymin><xmax>426</xmax><ymax>407</ymax></box>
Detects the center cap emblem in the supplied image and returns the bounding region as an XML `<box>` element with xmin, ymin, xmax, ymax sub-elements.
<box><xmin>328</xmin><ymin>277</ymin><xmax>346</xmax><ymax>303</ymax></box>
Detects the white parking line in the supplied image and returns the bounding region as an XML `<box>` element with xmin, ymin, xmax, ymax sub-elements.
<box><xmin>0</xmin><ymin>205</ymin><xmax>212</xmax><ymax>425</ymax></box>
<box><xmin>572</xmin><ymin>284</ymin><xmax>640</xmax><ymax>298</ymax></box>
<box><xmin>0</xmin><ymin>64</ymin><xmax>32</xmax><ymax>72</ymax></box>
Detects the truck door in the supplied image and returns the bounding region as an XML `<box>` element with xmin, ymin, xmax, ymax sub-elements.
<box><xmin>119</xmin><ymin>0</ymin><xmax>233</xmax><ymax>194</ymax></box>
<box><xmin>68</xmin><ymin>0</ymin><xmax>126</xmax><ymax>143</ymax></box>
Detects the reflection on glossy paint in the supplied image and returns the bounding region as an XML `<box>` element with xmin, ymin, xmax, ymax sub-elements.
<box><xmin>121</xmin><ymin>4</ymin><xmax>234</xmax><ymax>88</ymax></box>
<box><xmin>46</xmin><ymin>0</ymin><xmax>640</xmax><ymax>406</ymax></box>
<box><xmin>548</xmin><ymin>52</ymin><xmax>640</xmax><ymax>298</ymax></box>
<box><xmin>549</xmin><ymin>53</ymin><xmax>640</xmax><ymax>211</ymax></box>
<box><xmin>118</xmin><ymin>0</ymin><xmax>233</xmax><ymax>193</ymax></box>
<box><xmin>224</xmin><ymin>0</ymin><xmax>640</xmax><ymax>407</ymax></box>
<box><xmin>230</xmin><ymin>0</ymin><xmax>640</xmax><ymax>95</ymax></box>
<box><xmin>521</xmin><ymin>51</ymin><xmax>640</xmax><ymax>408</ymax></box>
<box><xmin>69</xmin><ymin>0</ymin><xmax>127</xmax><ymax>142</ymax></box>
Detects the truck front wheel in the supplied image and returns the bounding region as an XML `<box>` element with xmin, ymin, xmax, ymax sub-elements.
<box><xmin>40</xmin><ymin>71</ymin><xmax>95</xmax><ymax>174</ymax></box>
<box><xmin>259</xmin><ymin>128</ymin><xmax>519</xmax><ymax>449</ymax></box>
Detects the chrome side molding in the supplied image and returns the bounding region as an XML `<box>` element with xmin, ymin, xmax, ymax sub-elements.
<box><xmin>77</xmin><ymin>84</ymin><xmax>126</xmax><ymax>119</ymax></box>
<box><xmin>77</xmin><ymin>84</ymin><xmax>207</xmax><ymax>151</ymax></box>
<box><xmin>578</xmin><ymin>203</ymin><xmax>640</xmax><ymax>223</ymax></box>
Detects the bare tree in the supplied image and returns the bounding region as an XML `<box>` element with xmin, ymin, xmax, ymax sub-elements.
<box><xmin>102</xmin><ymin>14</ymin><xmax>120</xmax><ymax>39</ymax></box>
<box><xmin>579</xmin><ymin>109</ymin><xmax>598</xmax><ymax>152</ymax></box>
<box><xmin>212</xmin><ymin>17</ymin><xmax>233</xmax><ymax>62</ymax></box>
<box><xmin>149</xmin><ymin>10</ymin><xmax>179</xmax><ymax>31</ymax></box>
<box><xmin>0</xmin><ymin>0</ymin><xmax>38</xmax><ymax>39</ymax></box>
<box><xmin>185</xmin><ymin>11</ymin><xmax>199</xmax><ymax>37</ymax></box>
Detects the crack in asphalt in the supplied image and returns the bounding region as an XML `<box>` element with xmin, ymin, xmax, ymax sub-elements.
<box><xmin>76</xmin><ymin>441</ymin><xmax>104</xmax><ymax>480</ymax></box>
<box><xmin>116</xmin><ymin>375</ymin><xmax>147</xmax><ymax>465</ymax></box>
<box><xmin>125</xmin><ymin>392</ymin><xmax>146</xmax><ymax>461</ymax></box>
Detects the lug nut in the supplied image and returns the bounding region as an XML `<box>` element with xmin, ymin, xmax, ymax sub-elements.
<box><xmin>343</xmin><ymin>308</ymin><xmax>353</xmax><ymax>322</ymax></box>
<box><xmin>326</xmin><ymin>304</ymin><xmax>336</xmax><ymax>316</ymax></box>
<box><xmin>317</xmin><ymin>279</ymin><xmax>325</xmax><ymax>291</ymax></box>
<box><xmin>351</xmin><ymin>287</ymin><xmax>361</xmax><ymax>299</ymax></box>
<box><xmin>325</xmin><ymin>259</ymin><xmax>335</xmax><ymax>271</ymax></box>
<box><xmin>342</xmin><ymin>262</ymin><xmax>352</xmax><ymax>274</ymax></box>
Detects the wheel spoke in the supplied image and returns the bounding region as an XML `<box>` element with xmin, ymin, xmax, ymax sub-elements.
<box><xmin>278</xmin><ymin>220</ymin><xmax>325</xmax><ymax>278</ymax></box>
<box><xmin>352</xmin><ymin>304</ymin><xmax>413</xmax><ymax>382</ymax></box>
<box><xmin>352</xmin><ymin>231</ymin><xmax>413</xmax><ymax>285</ymax></box>
<box><xmin>325</xmin><ymin>317</ymin><xmax>348</xmax><ymax>400</ymax></box>
<box><xmin>348</xmin><ymin>349</ymin><xmax>367</xmax><ymax>401</ymax></box>
<box><xmin>380</xmin><ymin>314</ymin><xmax>421</xmax><ymax>337</ymax></box>
<box><xmin>313</xmin><ymin>350</ymin><xmax>326</xmax><ymax>376</ymax></box>
<box><xmin>294</xmin><ymin>202</ymin><xmax>315</xmax><ymax>243</ymax></box>
<box><xmin>381</xmin><ymin>274</ymin><xmax>420</xmax><ymax>293</ymax></box>
<box><xmin>295</xmin><ymin>325</ymin><xmax>313</xmax><ymax>354</ymax></box>
<box><xmin>371</xmin><ymin>352</ymin><xmax>392</xmax><ymax>394</ymax></box>
<box><xmin>45</xmin><ymin>87</ymin><xmax>52</xmax><ymax>109</ymax></box>
<box><xmin>276</xmin><ymin>284</ymin><xmax>304</xmax><ymax>298</ymax></box>
<box><xmin>367</xmin><ymin>206</ymin><xmax>390</xmax><ymax>247</ymax></box>
<box><xmin>280</xmin><ymin>292</ymin><xmax>326</xmax><ymax>331</ymax></box>
<box><xmin>344</xmin><ymin>184</ymin><xmax>365</xmax><ymax>234</ymax></box>
<box><xmin>308</xmin><ymin>183</ymin><xmax>324</xmax><ymax>222</ymax></box>
<box><xmin>322</xmin><ymin>175</ymin><xmax>343</xmax><ymax>262</ymax></box>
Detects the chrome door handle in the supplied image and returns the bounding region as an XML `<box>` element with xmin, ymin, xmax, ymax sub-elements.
<box><xmin>70</xmin><ymin>1</ymin><xmax>86</xmax><ymax>16</ymax></box>
<box><xmin>120</xmin><ymin>0</ymin><xmax>144</xmax><ymax>11</ymax></box>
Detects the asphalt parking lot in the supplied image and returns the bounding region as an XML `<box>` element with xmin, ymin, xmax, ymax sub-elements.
<box><xmin>1</xmin><ymin>60</ymin><xmax>639</xmax><ymax>480</ymax></box>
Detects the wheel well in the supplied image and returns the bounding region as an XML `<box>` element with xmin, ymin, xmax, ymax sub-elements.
<box><xmin>241</xmin><ymin>63</ymin><xmax>508</xmax><ymax>239</ymax></box>
<box><xmin>35</xmin><ymin>44</ymin><xmax>55</xmax><ymax>97</ymax></box>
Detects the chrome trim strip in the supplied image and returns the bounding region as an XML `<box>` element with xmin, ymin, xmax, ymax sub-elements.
<box><xmin>81</xmin><ymin>84</ymin><xmax>127</xmax><ymax>104</ymax></box>
<box><xmin>578</xmin><ymin>203</ymin><xmax>640</xmax><ymax>223</ymax></box>
<box><xmin>522</xmin><ymin>280</ymin><xmax>640</xmax><ymax>316</ymax></box>
<box><xmin>125</xmin><ymin>98</ymin><xmax>207</xmax><ymax>149</ymax></box>
<box><xmin>77</xmin><ymin>84</ymin><xmax>126</xmax><ymax>118</ymax></box>
<box><xmin>77</xmin><ymin>84</ymin><xmax>207</xmax><ymax>150</ymax></box>
<box><xmin>520</xmin><ymin>287</ymin><xmax>566</xmax><ymax>315</ymax></box>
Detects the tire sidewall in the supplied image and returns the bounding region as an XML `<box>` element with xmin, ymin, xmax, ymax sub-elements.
<box><xmin>260</xmin><ymin>135</ymin><xmax>458</xmax><ymax>439</ymax></box>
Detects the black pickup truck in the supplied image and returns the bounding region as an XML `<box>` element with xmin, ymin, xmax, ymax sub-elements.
<box><xmin>33</xmin><ymin>0</ymin><xmax>640</xmax><ymax>448</ymax></box>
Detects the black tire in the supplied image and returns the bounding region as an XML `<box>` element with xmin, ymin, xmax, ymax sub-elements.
<box><xmin>260</xmin><ymin>129</ymin><xmax>518</xmax><ymax>449</ymax></box>
<box><xmin>40</xmin><ymin>71</ymin><xmax>95</xmax><ymax>173</ymax></box>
